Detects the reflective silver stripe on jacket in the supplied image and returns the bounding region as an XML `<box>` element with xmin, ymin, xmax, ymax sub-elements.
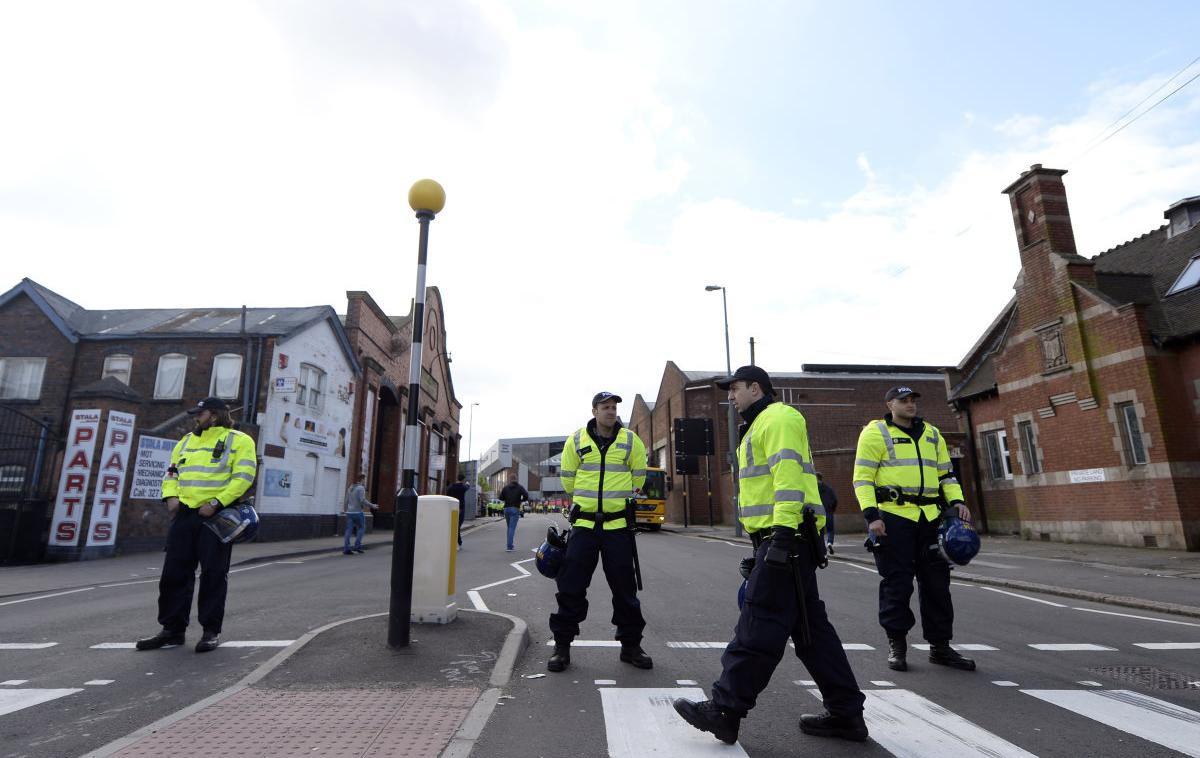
<box><xmin>177</xmin><ymin>479</ymin><xmax>226</xmax><ymax>488</ymax></box>
<box><xmin>236</xmin><ymin>459</ymin><xmax>256</xmax><ymax>468</ymax></box>
<box><xmin>804</xmin><ymin>504</ymin><xmax>827</xmax><ymax>518</ymax></box>
<box><xmin>232</xmin><ymin>473</ymin><xmax>254</xmax><ymax>482</ymax></box>
<box><xmin>929</xmin><ymin>427</ymin><xmax>940</xmax><ymax>448</ymax></box>
<box><xmin>774</xmin><ymin>489</ymin><xmax>807</xmax><ymax>502</ymax></box>
<box><xmin>853</xmin><ymin>480</ymin><xmax>875</xmax><ymax>489</ymax></box>
<box><xmin>940</xmin><ymin>477</ymin><xmax>959</xmax><ymax>487</ymax></box>
<box><xmin>739</xmin><ymin>503</ymin><xmax>774</xmax><ymax>517</ymax></box>
<box><xmin>178</xmin><ymin>464</ymin><xmax>231</xmax><ymax>475</ymax></box>
<box><xmin>875</xmin><ymin>422</ymin><xmax>895</xmax><ymax>460</ymax></box>
<box><xmin>631</xmin><ymin>469</ymin><xmax>646</xmax><ymax>478</ymax></box>
<box><xmin>560</xmin><ymin>470</ymin><xmax>576</xmax><ymax>478</ymax></box>
<box><xmin>574</xmin><ymin>489</ymin><xmax>632</xmax><ymax>500</ymax></box>
<box><xmin>937</xmin><ymin>461</ymin><xmax>953</xmax><ymax>472</ymax></box>
<box><xmin>855</xmin><ymin>458</ymin><xmax>880</xmax><ymax>470</ymax></box>
<box><xmin>740</xmin><ymin>464</ymin><xmax>771</xmax><ymax>478</ymax></box>
<box><xmin>573</xmin><ymin>430</ymin><xmax>583</xmax><ymax>454</ymax></box>
<box><xmin>766</xmin><ymin>448</ymin><xmax>817</xmax><ymax>475</ymax></box>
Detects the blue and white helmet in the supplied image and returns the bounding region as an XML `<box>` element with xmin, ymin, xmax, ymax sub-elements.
<box><xmin>204</xmin><ymin>502</ymin><xmax>260</xmax><ymax>544</ymax></box>
<box><xmin>535</xmin><ymin>526</ymin><xmax>570</xmax><ymax>579</ymax></box>
<box><xmin>935</xmin><ymin>516</ymin><xmax>980</xmax><ymax>566</ymax></box>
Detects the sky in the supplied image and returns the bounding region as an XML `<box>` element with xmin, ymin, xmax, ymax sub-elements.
<box><xmin>3</xmin><ymin>1</ymin><xmax>1200</xmax><ymax>457</ymax></box>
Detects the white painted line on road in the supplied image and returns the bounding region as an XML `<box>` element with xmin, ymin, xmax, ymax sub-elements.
<box><xmin>98</xmin><ymin>579</ymin><xmax>157</xmax><ymax>588</ymax></box>
<box><xmin>794</xmin><ymin>680</ymin><xmax>816</xmax><ymax>686</ymax></box>
<box><xmin>1023</xmin><ymin>689</ymin><xmax>1200</xmax><ymax>757</ymax></box>
<box><xmin>1073</xmin><ymin>607</ymin><xmax>1200</xmax><ymax>628</ymax></box>
<box><xmin>1077</xmin><ymin>681</ymin><xmax>1103</xmax><ymax>687</ymax></box>
<box><xmin>601</xmin><ymin>687</ymin><xmax>750</xmax><ymax>757</ymax></box>
<box><xmin>0</xmin><ymin>587</ymin><xmax>95</xmax><ymax>607</ymax></box>
<box><xmin>979</xmin><ymin>586</ymin><xmax>1067</xmax><ymax>607</ymax></box>
<box><xmin>1</xmin><ymin>680</ymin><xmax>30</xmax><ymax>686</ymax></box>
<box><xmin>595</xmin><ymin>679</ymin><xmax>616</xmax><ymax>685</ymax></box>
<box><xmin>1134</xmin><ymin>642</ymin><xmax>1200</xmax><ymax>649</ymax></box>
<box><xmin>821</xmin><ymin>688</ymin><xmax>1037</xmax><ymax>758</ymax></box>
<box><xmin>467</xmin><ymin>590</ymin><xmax>487</xmax><ymax>611</ymax></box>
<box><xmin>276</xmin><ymin>560</ymin><xmax>305</xmax><ymax>564</ymax></box>
<box><xmin>841</xmin><ymin>643</ymin><xmax>876</xmax><ymax>650</ymax></box>
<box><xmin>0</xmin><ymin>688</ymin><xmax>83</xmax><ymax>717</ymax></box>
<box><xmin>229</xmin><ymin>562</ymin><xmax>281</xmax><ymax>574</ymax></box>
<box><xmin>0</xmin><ymin>643</ymin><xmax>58</xmax><ymax>650</ymax></box>
<box><xmin>912</xmin><ymin>644</ymin><xmax>998</xmax><ymax>651</ymax></box>
<box><xmin>676</xmin><ymin>680</ymin><xmax>697</xmax><ymax>686</ymax></box>
<box><xmin>90</xmin><ymin>643</ymin><xmax>136</xmax><ymax>649</ymax></box>
<box><xmin>951</xmin><ymin>581</ymin><xmax>972</xmax><ymax>587</ymax></box>
<box><xmin>870</xmin><ymin>680</ymin><xmax>896</xmax><ymax>687</ymax></box>
<box><xmin>1028</xmin><ymin>643</ymin><xmax>1117</xmax><ymax>651</ymax></box>
<box><xmin>967</xmin><ymin>560</ymin><xmax>1019</xmax><ymax>569</ymax></box>
<box><xmin>219</xmin><ymin>641</ymin><xmax>295</xmax><ymax>648</ymax></box>
<box><xmin>84</xmin><ymin>680</ymin><xmax>115</xmax><ymax>685</ymax></box>
<box><xmin>839</xmin><ymin>561</ymin><xmax>878</xmax><ymax>573</ymax></box>
<box><xmin>667</xmin><ymin>642</ymin><xmax>726</xmax><ymax>649</ymax></box>
<box><xmin>992</xmin><ymin>681</ymin><xmax>1020</xmax><ymax>687</ymax></box>
<box><xmin>547</xmin><ymin>640</ymin><xmax>622</xmax><ymax>647</ymax></box>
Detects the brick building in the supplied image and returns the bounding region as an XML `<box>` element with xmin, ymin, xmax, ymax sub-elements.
<box><xmin>342</xmin><ymin>288</ymin><xmax>461</xmax><ymax>527</ymax></box>
<box><xmin>629</xmin><ymin>361</ymin><xmax>959</xmax><ymax>532</ymax></box>
<box><xmin>948</xmin><ymin>165</ymin><xmax>1200</xmax><ymax>550</ymax></box>
<box><xmin>478</xmin><ymin>436</ymin><xmax>567</xmax><ymax>502</ymax></box>
<box><xmin>0</xmin><ymin>278</ymin><xmax>360</xmax><ymax>560</ymax></box>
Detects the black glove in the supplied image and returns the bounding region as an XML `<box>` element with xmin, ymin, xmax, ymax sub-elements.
<box><xmin>765</xmin><ymin>525</ymin><xmax>799</xmax><ymax>567</ymax></box>
<box><xmin>738</xmin><ymin>556</ymin><xmax>756</xmax><ymax>580</ymax></box>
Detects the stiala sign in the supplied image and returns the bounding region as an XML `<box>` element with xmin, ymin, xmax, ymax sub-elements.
<box><xmin>48</xmin><ymin>408</ymin><xmax>102</xmax><ymax>546</ymax></box>
<box><xmin>85</xmin><ymin>411</ymin><xmax>136</xmax><ymax>547</ymax></box>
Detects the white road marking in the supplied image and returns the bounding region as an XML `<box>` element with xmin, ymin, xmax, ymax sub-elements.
<box><xmin>98</xmin><ymin>579</ymin><xmax>158</xmax><ymax>587</ymax></box>
<box><xmin>992</xmin><ymin>681</ymin><xmax>1020</xmax><ymax>687</ymax></box>
<box><xmin>871</xmin><ymin>680</ymin><xmax>896</xmax><ymax>687</ymax></box>
<box><xmin>1023</xmin><ymin>689</ymin><xmax>1200</xmax><ymax>757</ymax></box>
<box><xmin>676</xmin><ymin>680</ymin><xmax>697</xmax><ymax>686</ymax></box>
<box><xmin>0</xmin><ymin>680</ymin><xmax>29</xmax><ymax>686</ymax></box>
<box><xmin>0</xmin><ymin>643</ymin><xmax>58</xmax><ymax>650</ymax></box>
<box><xmin>276</xmin><ymin>560</ymin><xmax>305</xmax><ymax>564</ymax></box>
<box><xmin>839</xmin><ymin>561</ymin><xmax>878</xmax><ymax>573</ymax></box>
<box><xmin>951</xmin><ymin>581</ymin><xmax>972</xmax><ymax>587</ymax></box>
<box><xmin>841</xmin><ymin>643</ymin><xmax>876</xmax><ymax>650</ymax></box>
<box><xmin>91</xmin><ymin>643</ymin><xmax>136</xmax><ymax>649</ymax></box>
<box><xmin>667</xmin><ymin>642</ymin><xmax>726</xmax><ymax>649</ymax></box>
<box><xmin>84</xmin><ymin>680</ymin><xmax>115</xmax><ymax>685</ymax></box>
<box><xmin>979</xmin><ymin>586</ymin><xmax>1066</xmax><ymax>607</ymax></box>
<box><xmin>0</xmin><ymin>688</ymin><xmax>83</xmax><ymax>717</ymax></box>
<box><xmin>966</xmin><ymin>559</ymin><xmax>1019</xmax><ymax>569</ymax></box>
<box><xmin>228</xmin><ymin>562</ymin><xmax>281</xmax><ymax>573</ymax></box>
<box><xmin>595</xmin><ymin>679</ymin><xmax>616</xmax><ymax>685</ymax></box>
<box><xmin>794</xmin><ymin>679</ymin><xmax>816</xmax><ymax>686</ymax></box>
<box><xmin>1134</xmin><ymin>642</ymin><xmax>1200</xmax><ymax>649</ymax></box>
<box><xmin>218</xmin><ymin>640</ymin><xmax>294</xmax><ymax>647</ymax></box>
<box><xmin>601</xmin><ymin>687</ymin><xmax>749</xmax><ymax>757</ymax></box>
<box><xmin>0</xmin><ymin>587</ymin><xmax>95</xmax><ymax>606</ymax></box>
<box><xmin>467</xmin><ymin>590</ymin><xmax>487</xmax><ymax>611</ymax></box>
<box><xmin>1028</xmin><ymin>643</ymin><xmax>1117</xmax><ymax>651</ymax></box>
<box><xmin>546</xmin><ymin>640</ymin><xmax>622</xmax><ymax>647</ymax></box>
<box><xmin>912</xmin><ymin>643</ymin><xmax>998</xmax><ymax>651</ymax></box>
<box><xmin>824</xmin><ymin>688</ymin><xmax>1037</xmax><ymax>758</ymax></box>
<box><xmin>1073</xmin><ymin>607</ymin><xmax>1200</xmax><ymax>628</ymax></box>
<box><xmin>1077</xmin><ymin>681</ymin><xmax>1103</xmax><ymax>687</ymax></box>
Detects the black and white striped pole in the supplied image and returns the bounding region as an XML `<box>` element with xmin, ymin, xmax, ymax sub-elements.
<box><xmin>389</xmin><ymin>178</ymin><xmax>446</xmax><ymax>649</ymax></box>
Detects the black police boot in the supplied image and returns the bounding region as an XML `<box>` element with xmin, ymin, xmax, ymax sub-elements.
<box><xmin>887</xmin><ymin>637</ymin><xmax>908</xmax><ymax>671</ymax></box>
<box><xmin>619</xmin><ymin>644</ymin><xmax>653</xmax><ymax>669</ymax></box>
<box><xmin>547</xmin><ymin>643</ymin><xmax>570</xmax><ymax>672</ymax></box>
<box><xmin>135</xmin><ymin>629</ymin><xmax>185</xmax><ymax>651</ymax></box>
<box><xmin>929</xmin><ymin>641</ymin><xmax>976</xmax><ymax>671</ymax></box>
<box><xmin>672</xmin><ymin>698</ymin><xmax>740</xmax><ymax>745</ymax></box>
<box><xmin>195</xmin><ymin>632</ymin><xmax>221</xmax><ymax>653</ymax></box>
<box><xmin>799</xmin><ymin>711</ymin><xmax>869</xmax><ymax>742</ymax></box>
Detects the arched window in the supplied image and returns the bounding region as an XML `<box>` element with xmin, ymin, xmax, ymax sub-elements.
<box><xmin>102</xmin><ymin>354</ymin><xmax>133</xmax><ymax>385</ymax></box>
<box><xmin>210</xmin><ymin>354</ymin><xmax>243</xmax><ymax>399</ymax></box>
<box><xmin>153</xmin><ymin>354</ymin><xmax>188</xmax><ymax>399</ymax></box>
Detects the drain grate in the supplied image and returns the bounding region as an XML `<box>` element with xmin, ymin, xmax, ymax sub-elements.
<box><xmin>1088</xmin><ymin>665</ymin><xmax>1200</xmax><ymax>690</ymax></box>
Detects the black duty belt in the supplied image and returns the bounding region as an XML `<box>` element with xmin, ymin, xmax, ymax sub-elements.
<box><xmin>568</xmin><ymin>505</ymin><xmax>628</xmax><ymax>527</ymax></box>
<box><xmin>875</xmin><ymin>486</ymin><xmax>940</xmax><ymax>507</ymax></box>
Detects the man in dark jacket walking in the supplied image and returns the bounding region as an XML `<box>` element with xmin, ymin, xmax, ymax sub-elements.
<box><xmin>446</xmin><ymin>474</ymin><xmax>471</xmax><ymax>548</ymax></box>
<box><xmin>498</xmin><ymin>476</ymin><xmax>529</xmax><ymax>552</ymax></box>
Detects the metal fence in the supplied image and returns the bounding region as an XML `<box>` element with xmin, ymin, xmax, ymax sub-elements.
<box><xmin>0</xmin><ymin>404</ymin><xmax>59</xmax><ymax>564</ymax></box>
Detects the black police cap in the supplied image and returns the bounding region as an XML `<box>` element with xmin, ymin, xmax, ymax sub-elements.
<box><xmin>592</xmin><ymin>391</ymin><xmax>623</xmax><ymax>407</ymax></box>
<box><xmin>715</xmin><ymin>365</ymin><xmax>774</xmax><ymax>395</ymax></box>
<box><xmin>187</xmin><ymin>397</ymin><xmax>230</xmax><ymax>415</ymax></box>
<box><xmin>884</xmin><ymin>386</ymin><xmax>922</xmax><ymax>402</ymax></box>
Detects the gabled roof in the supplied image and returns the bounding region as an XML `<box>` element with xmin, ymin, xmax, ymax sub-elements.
<box><xmin>1092</xmin><ymin>222</ymin><xmax>1200</xmax><ymax>340</ymax></box>
<box><xmin>0</xmin><ymin>278</ymin><xmax>84</xmax><ymax>342</ymax></box>
<box><xmin>947</xmin><ymin>299</ymin><xmax>1016</xmax><ymax>402</ymax></box>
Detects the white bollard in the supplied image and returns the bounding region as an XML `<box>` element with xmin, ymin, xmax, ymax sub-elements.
<box><xmin>411</xmin><ymin>494</ymin><xmax>459</xmax><ymax>624</ymax></box>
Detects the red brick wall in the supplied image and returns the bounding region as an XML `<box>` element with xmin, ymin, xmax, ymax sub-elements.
<box><xmin>0</xmin><ymin>292</ymin><xmax>78</xmax><ymax>434</ymax></box>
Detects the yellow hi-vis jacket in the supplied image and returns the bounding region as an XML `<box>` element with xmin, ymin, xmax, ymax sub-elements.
<box><xmin>736</xmin><ymin>402</ymin><xmax>825</xmax><ymax>533</ymax></box>
<box><xmin>560</xmin><ymin>423</ymin><xmax>647</xmax><ymax>530</ymax></box>
<box><xmin>161</xmin><ymin>425</ymin><xmax>258</xmax><ymax>509</ymax></box>
<box><xmin>852</xmin><ymin>417</ymin><xmax>963</xmax><ymax>522</ymax></box>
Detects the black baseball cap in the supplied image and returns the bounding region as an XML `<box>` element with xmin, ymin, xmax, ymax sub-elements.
<box><xmin>187</xmin><ymin>397</ymin><xmax>230</xmax><ymax>415</ymax></box>
<box><xmin>715</xmin><ymin>365</ymin><xmax>774</xmax><ymax>395</ymax></box>
<box><xmin>592</xmin><ymin>391</ymin><xmax>622</xmax><ymax>407</ymax></box>
<box><xmin>884</xmin><ymin>386</ymin><xmax>921</xmax><ymax>402</ymax></box>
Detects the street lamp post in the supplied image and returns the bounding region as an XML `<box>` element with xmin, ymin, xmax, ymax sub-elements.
<box><xmin>705</xmin><ymin>285</ymin><xmax>742</xmax><ymax>538</ymax></box>
<box><xmin>389</xmin><ymin>178</ymin><xmax>446</xmax><ymax>649</ymax></box>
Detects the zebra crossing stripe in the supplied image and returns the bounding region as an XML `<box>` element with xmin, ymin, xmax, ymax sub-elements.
<box><xmin>666</xmin><ymin>642</ymin><xmax>726</xmax><ymax>649</ymax></box>
<box><xmin>600</xmin><ymin>687</ymin><xmax>749</xmax><ymax>757</ymax></box>
<box><xmin>912</xmin><ymin>644</ymin><xmax>997</xmax><ymax>651</ymax></box>
<box><xmin>0</xmin><ymin>643</ymin><xmax>57</xmax><ymax>650</ymax></box>
<box><xmin>1133</xmin><ymin>642</ymin><xmax>1200</xmax><ymax>650</ymax></box>
<box><xmin>1022</xmin><ymin>689</ymin><xmax>1200</xmax><ymax>757</ymax></box>
<box><xmin>812</xmin><ymin>689</ymin><xmax>1037</xmax><ymax>758</ymax></box>
<box><xmin>1028</xmin><ymin>643</ymin><xmax>1116</xmax><ymax>651</ymax></box>
<box><xmin>0</xmin><ymin>688</ymin><xmax>82</xmax><ymax>717</ymax></box>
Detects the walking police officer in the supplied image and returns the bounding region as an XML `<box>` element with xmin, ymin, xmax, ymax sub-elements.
<box><xmin>547</xmin><ymin>391</ymin><xmax>653</xmax><ymax>672</ymax></box>
<box><xmin>674</xmin><ymin>366</ymin><xmax>867</xmax><ymax>745</ymax></box>
<box><xmin>853</xmin><ymin>386</ymin><xmax>975</xmax><ymax>672</ymax></box>
<box><xmin>136</xmin><ymin>397</ymin><xmax>257</xmax><ymax>653</ymax></box>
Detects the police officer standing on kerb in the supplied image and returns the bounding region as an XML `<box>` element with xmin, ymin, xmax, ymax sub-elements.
<box><xmin>674</xmin><ymin>366</ymin><xmax>868</xmax><ymax>745</ymax></box>
<box><xmin>547</xmin><ymin>391</ymin><xmax>653</xmax><ymax>672</ymax></box>
<box><xmin>854</xmin><ymin>386</ymin><xmax>975</xmax><ymax>672</ymax></box>
<box><xmin>135</xmin><ymin>397</ymin><xmax>257</xmax><ymax>653</ymax></box>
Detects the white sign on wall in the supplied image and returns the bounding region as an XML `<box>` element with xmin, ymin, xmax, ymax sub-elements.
<box><xmin>85</xmin><ymin>411</ymin><xmax>136</xmax><ymax>547</ymax></box>
<box><xmin>48</xmin><ymin>409</ymin><xmax>101</xmax><ymax>546</ymax></box>
<box><xmin>274</xmin><ymin>377</ymin><xmax>297</xmax><ymax>393</ymax></box>
<box><xmin>430</xmin><ymin>454</ymin><xmax>446</xmax><ymax>471</ymax></box>
<box><xmin>1069</xmin><ymin>468</ymin><xmax>1106</xmax><ymax>484</ymax></box>
<box><xmin>130</xmin><ymin>435</ymin><xmax>178</xmax><ymax>500</ymax></box>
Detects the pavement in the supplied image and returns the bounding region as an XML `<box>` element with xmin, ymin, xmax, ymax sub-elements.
<box><xmin>5</xmin><ymin>515</ymin><xmax>1196</xmax><ymax>757</ymax></box>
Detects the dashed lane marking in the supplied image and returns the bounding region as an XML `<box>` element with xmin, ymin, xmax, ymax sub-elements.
<box><xmin>546</xmin><ymin>640</ymin><xmax>622</xmax><ymax>647</ymax></box>
<box><xmin>666</xmin><ymin>642</ymin><xmax>726</xmax><ymax>649</ymax></box>
<box><xmin>794</xmin><ymin>680</ymin><xmax>816</xmax><ymax>686</ymax></box>
<box><xmin>1023</xmin><ymin>689</ymin><xmax>1200</xmax><ymax>757</ymax></box>
<box><xmin>1077</xmin><ymin>681</ymin><xmax>1103</xmax><ymax>687</ymax></box>
<box><xmin>601</xmin><ymin>687</ymin><xmax>750</xmax><ymax>757</ymax></box>
<box><xmin>91</xmin><ymin>643</ymin><xmax>136</xmax><ymax>649</ymax></box>
<box><xmin>1</xmin><ymin>680</ymin><xmax>29</xmax><ymax>686</ymax></box>
<box><xmin>0</xmin><ymin>643</ymin><xmax>57</xmax><ymax>650</ymax></box>
<box><xmin>0</xmin><ymin>688</ymin><xmax>83</xmax><ymax>717</ymax></box>
<box><xmin>676</xmin><ymin>680</ymin><xmax>697</xmax><ymax>685</ymax></box>
<box><xmin>992</xmin><ymin>681</ymin><xmax>1020</xmax><ymax>687</ymax></box>
<box><xmin>90</xmin><ymin>641</ymin><xmax>295</xmax><ymax>649</ymax></box>
<box><xmin>1134</xmin><ymin>642</ymin><xmax>1200</xmax><ymax>649</ymax></box>
<box><xmin>870</xmin><ymin>680</ymin><xmax>896</xmax><ymax>687</ymax></box>
<box><xmin>595</xmin><ymin>679</ymin><xmax>616</xmax><ymax>686</ymax></box>
<box><xmin>978</xmin><ymin>586</ymin><xmax>1067</xmax><ymax>607</ymax></box>
<box><xmin>1028</xmin><ymin>643</ymin><xmax>1117</xmax><ymax>651</ymax></box>
<box><xmin>84</xmin><ymin>680</ymin><xmax>115</xmax><ymax>685</ymax></box>
<box><xmin>1073</xmin><ymin>608</ymin><xmax>1200</xmax><ymax>627</ymax></box>
<box><xmin>911</xmin><ymin>643</ymin><xmax>998</xmax><ymax>651</ymax></box>
<box><xmin>0</xmin><ymin>588</ymin><xmax>95</xmax><ymax>607</ymax></box>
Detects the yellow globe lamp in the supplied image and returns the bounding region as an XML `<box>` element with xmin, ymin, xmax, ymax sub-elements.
<box><xmin>408</xmin><ymin>179</ymin><xmax>446</xmax><ymax>216</ymax></box>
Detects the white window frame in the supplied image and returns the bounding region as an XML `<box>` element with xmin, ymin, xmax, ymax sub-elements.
<box><xmin>209</xmin><ymin>353</ymin><xmax>243</xmax><ymax>400</ymax></box>
<box><xmin>102</xmin><ymin>354</ymin><xmax>133</xmax><ymax>386</ymax></box>
<box><xmin>296</xmin><ymin>363</ymin><xmax>326</xmax><ymax>410</ymax></box>
<box><xmin>302</xmin><ymin>453</ymin><xmax>319</xmax><ymax>496</ymax></box>
<box><xmin>1116</xmin><ymin>401</ymin><xmax>1148</xmax><ymax>465</ymax></box>
<box><xmin>982</xmin><ymin>429</ymin><xmax>1013</xmax><ymax>480</ymax></box>
<box><xmin>1166</xmin><ymin>255</ymin><xmax>1200</xmax><ymax>296</ymax></box>
<box><xmin>1017</xmin><ymin>420</ymin><xmax>1041</xmax><ymax>474</ymax></box>
<box><xmin>0</xmin><ymin>357</ymin><xmax>47</xmax><ymax>400</ymax></box>
<box><xmin>153</xmin><ymin>354</ymin><xmax>188</xmax><ymax>399</ymax></box>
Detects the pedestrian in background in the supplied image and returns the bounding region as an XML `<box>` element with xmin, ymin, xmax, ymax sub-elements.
<box><xmin>498</xmin><ymin>475</ymin><xmax>528</xmax><ymax>552</ymax></box>
<box><xmin>342</xmin><ymin>473</ymin><xmax>375</xmax><ymax>555</ymax></box>
<box><xmin>674</xmin><ymin>367</ymin><xmax>866</xmax><ymax>745</ymax></box>
<box><xmin>446</xmin><ymin>473</ymin><xmax>470</xmax><ymax>548</ymax></box>
<box><xmin>547</xmin><ymin>391</ymin><xmax>653</xmax><ymax>673</ymax></box>
<box><xmin>135</xmin><ymin>397</ymin><xmax>257</xmax><ymax>654</ymax></box>
<box><xmin>853</xmin><ymin>386</ymin><xmax>975</xmax><ymax>673</ymax></box>
<box><xmin>817</xmin><ymin>472</ymin><xmax>838</xmax><ymax>555</ymax></box>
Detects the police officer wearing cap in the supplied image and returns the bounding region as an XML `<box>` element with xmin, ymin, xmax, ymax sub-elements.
<box><xmin>674</xmin><ymin>366</ymin><xmax>867</xmax><ymax>746</ymax></box>
<box><xmin>135</xmin><ymin>397</ymin><xmax>257</xmax><ymax>653</ymax></box>
<box><xmin>853</xmin><ymin>386</ymin><xmax>975</xmax><ymax>672</ymax></box>
<box><xmin>547</xmin><ymin>391</ymin><xmax>652</xmax><ymax>672</ymax></box>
